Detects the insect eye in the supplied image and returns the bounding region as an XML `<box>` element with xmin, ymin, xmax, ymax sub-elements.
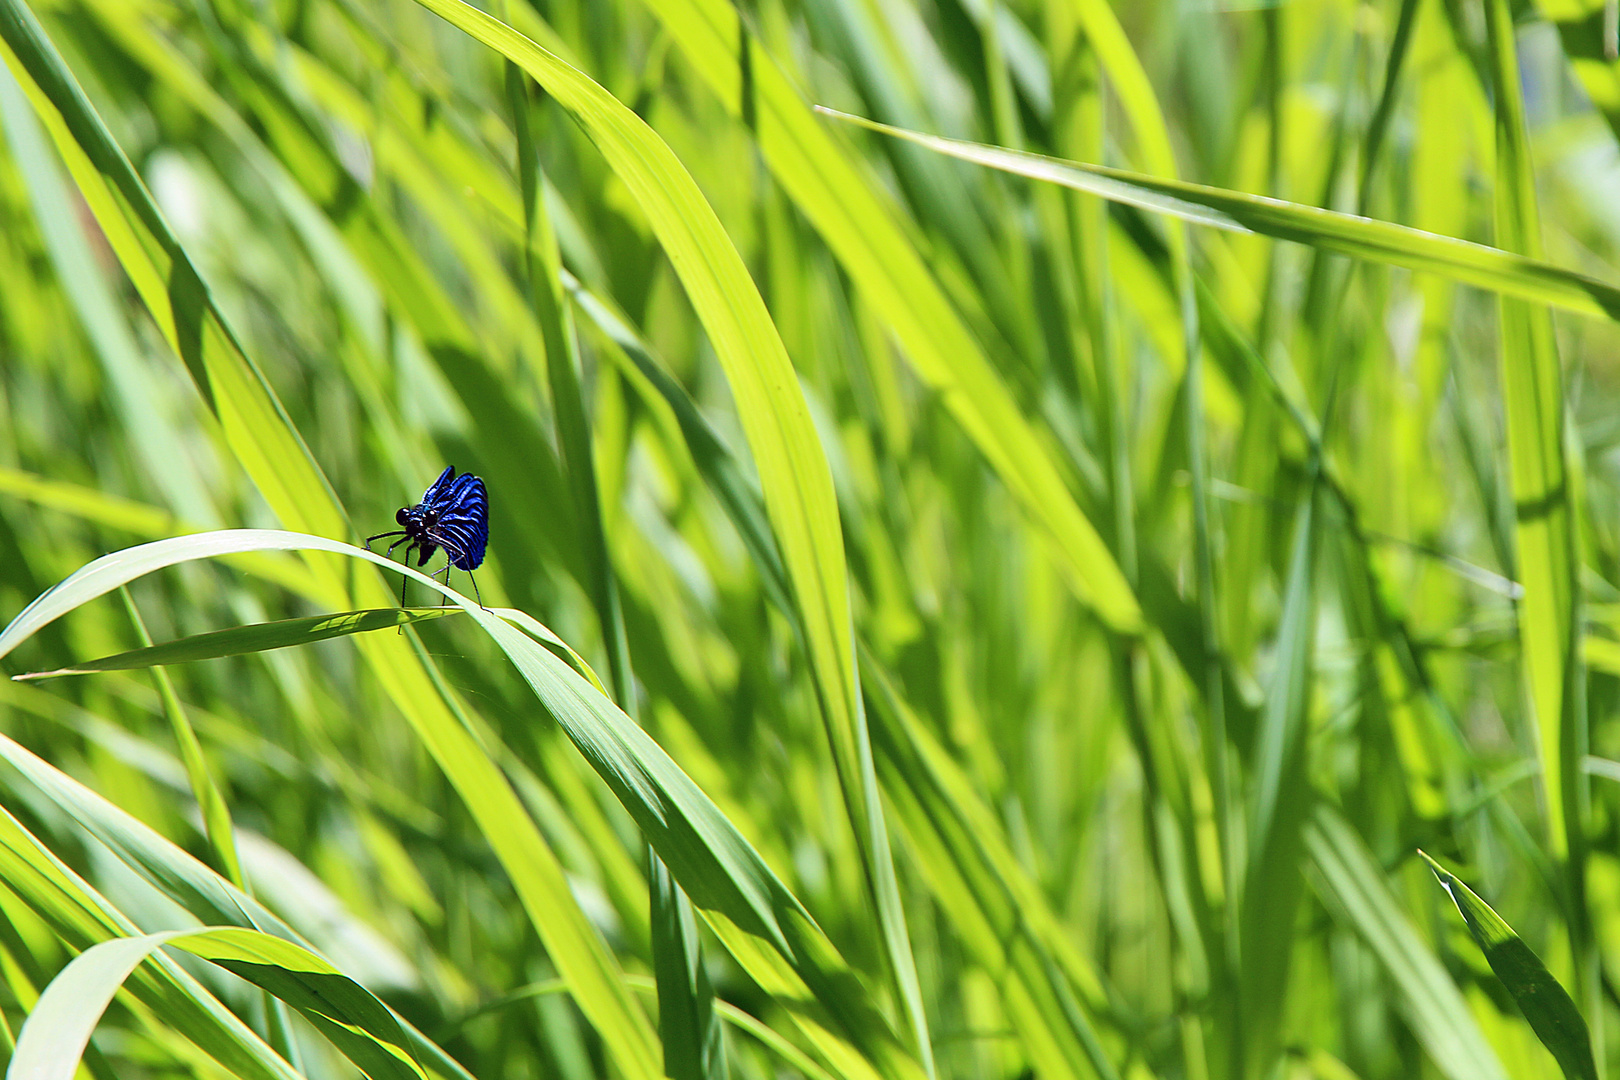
<box><xmin>395</xmin><ymin>508</ymin><xmax>410</xmax><ymax>526</ymax></box>
<box><xmin>424</xmin><ymin>510</ymin><xmax>439</xmax><ymax>525</ymax></box>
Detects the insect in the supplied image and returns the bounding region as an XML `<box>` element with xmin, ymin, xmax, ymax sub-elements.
<box><xmin>365</xmin><ymin>466</ymin><xmax>489</xmax><ymax>609</ymax></box>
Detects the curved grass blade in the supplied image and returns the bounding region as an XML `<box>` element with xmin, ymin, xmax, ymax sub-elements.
<box><xmin>12</xmin><ymin>608</ymin><xmax>459</xmax><ymax>680</ymax></box>
<box><xmin>1419</xmin><ymin>851</ymin><xmax>1596</xmax><ymax>1080</ymax></box>
<box><xmin>813</xmin><ymin>110</ymin><xmax>1620</xmax><ymax>323</ymax></box>
<box><xmin>12</xmin><ymin>927</ymin><xmax>429</xmax><ymax>1080</ymax></box>
<box><xmin>400</xmin><ymin>5</ymin><xmax>929</xmax><ymax>1072</ymax></box>
<box><xmin>0</xmin><ymin>531</ymin><xmax>920</xmax><ymax>1080</ymax></box>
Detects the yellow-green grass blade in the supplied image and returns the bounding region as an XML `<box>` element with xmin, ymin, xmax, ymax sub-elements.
<box><xmin>0</xmin><ymin>730</ymin><xmax>476</xmax><ymax>1080</ymax></box>
<box><xmin>1419</xmin><ymin>851</ymin><xmax>1597</xmax><ymax>1080</ymax></box>
<box><xmin>0</xmin><ymin>9</ymin><xmax>661</xmax><ymax>1074</ymax></box>
<box><xmin>14</xmin><ymin>926</ymin><xmax>428</xmax><ymax>1080</ymax></box>
<box><xmin>400</xmin><ymin>5</ymin><xmax>928</xmax><ymax>1074</ymax></box>
<box><xmin>1305</xmin><ymin>808</ymin><xmax>1507</xmax><ymax>1080</ymax></box>
<box><xmin>0</xmin><ymin>531</ymin><xmax>919</xmax><ymax>1080</ymax></box>
<box><xmin>814</xmin><ymin>110</ymin><xmax>1620</xmax><ymax>323</ymax></box>
<box><xmin>621</xmin><ymin>0</ymin><xmax>1141</xmax><ymax>637</ymax></box>
<box><xmin>11</xmin><ymin>608</ymin><xmax>460</xmax><ymax>680</ymax></box>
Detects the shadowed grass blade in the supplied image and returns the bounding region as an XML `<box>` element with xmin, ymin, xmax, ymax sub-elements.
<box><xmin>12</xmin><ymin>608</ymin><xmax>459</xmax><ymax>679</ymax></box>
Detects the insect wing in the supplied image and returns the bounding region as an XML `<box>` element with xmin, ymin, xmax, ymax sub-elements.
<box><xmin>419</xmin><ymin>465</ymin><xmax>458</xmax><ymax>509</ymax></box>
<box><xmin>431</xmin><ymin>474</ymin><xmax>488</xmax><ymax>570</ymax></box>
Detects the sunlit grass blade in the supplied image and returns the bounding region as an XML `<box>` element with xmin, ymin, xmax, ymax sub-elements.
<box><xmin>0</xmin><ymin>804</ymin><xmax>303</xmax><ymax>1080</ymax></box>
<box><xmin>14</xmin><ymin>927</ymin><xmax>429</xmax><ymax>1080</ymax></box>
<box><xmin>1419</xmin><ymin>851</ymin><xmax>1597</xmax><ymax>1080</ymax></box>
<box><xmin>813</xmin><ymin>109</ymin><xmax>1620</xmax><ymax>323</ymax></box>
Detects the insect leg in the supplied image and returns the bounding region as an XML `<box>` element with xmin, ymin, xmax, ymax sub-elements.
<box><xmin>364</xmin><ymin>530</ymin><xmax>406</xmax><ymax>551</ymax></box>
<box><xmin>385</xmin><ymin>535</ymin><xmax>413</xmax><ymax>557</ymax></box>
<box><xmin>466</xmin><ymin>570</ymin><xmax>486</xmax><ymax>611</ymax></box>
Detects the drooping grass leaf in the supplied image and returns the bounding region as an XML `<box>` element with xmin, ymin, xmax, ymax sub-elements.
<box><xmin>12</xmin><ymin>608</ymin><xmax>459</xmax><ymax>680</ymax></box>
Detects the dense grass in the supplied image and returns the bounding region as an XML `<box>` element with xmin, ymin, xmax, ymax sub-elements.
<box><xmin>0</xmin><ymin>0</ymin><xmax>1618</xmax><ymax>1078</ymax></box>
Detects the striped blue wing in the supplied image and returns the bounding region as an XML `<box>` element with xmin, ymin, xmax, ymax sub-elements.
<box><xmin>429</xmin><ymin>473</ymin><xmax>488</xmax><ymax>570</ymax></box>
<box><xmin>420</xmin><ymin>465</ymin><xmax>457</xmax><ymax>507</ymax></box>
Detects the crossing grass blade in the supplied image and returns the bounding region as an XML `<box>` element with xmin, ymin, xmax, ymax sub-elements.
<box><xmin>1306</xmin><ymin>809</ymin><xmax>1508</xmax><ymax>1080</ymax></box>
<box><xmin>0</xmin><ymin>730</ymin><xmax>478</xmax><ymax>1080</ymax></box>
<box><xmin>1419</xmin><ymin>852</ymin><xmax>1597</xmax><ymax>1080</ymax></box>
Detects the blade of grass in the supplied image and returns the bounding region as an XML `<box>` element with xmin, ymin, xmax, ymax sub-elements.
<box><xmin>1305</xmin><ymin>807</ymin><xmax>1507</xmax><ymax>1080</ymax></box>
<box><xmin>1419</xmin><ymin>851</ymin><xmax>1597</xmax><ymax>1080</ymax></box>
<box><xmin>0</xmin><ymin>730</ymin><xmax>478</xmax><ymax>1080</ymax></box>
<box><xmin>12</xmin><ymin>608</ymin><xmax>459</xmax><ymax>679</ymax></box>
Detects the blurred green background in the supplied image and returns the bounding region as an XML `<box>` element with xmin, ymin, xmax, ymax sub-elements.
<box><xmin>0</xmin><ymin>0</ymin><xmax>1619</xmax><ymax>1078</ymax></box>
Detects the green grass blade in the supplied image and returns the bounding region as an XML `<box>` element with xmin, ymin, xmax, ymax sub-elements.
<box><xmin>401</xmin><ymin>5</ymin><xmax>928</xmax><ymax>1072</ymax></box>
<box><xmin>1419</xmin><ymin>852</ymin><xmax>1597</xmax><ymax>1080</ymax></box>
<box><xmin>813</xmin><ymin>109</ymin><xmax>1620</xmax><ymax>323</ymax></box>
<box><xmin>1483</xmin><ymin>0</ymin><xmax>1586</xmax><ymax>862</ymax></box>
<box><xmin>0</xmin><ymin>804</ymin><xmax>304</xmax><ymax>1080</ymax></box>
<box><xmin>0</xmin><ymin>731</ymin><xmax>477</xmax><ymax>1080</ymax></box>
